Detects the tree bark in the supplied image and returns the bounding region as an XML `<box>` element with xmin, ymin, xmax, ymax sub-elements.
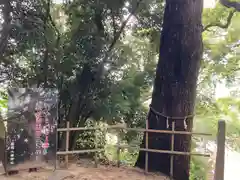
<box><xmin>135</xmin><ymin>1</ymin><xmax>203</xmax><ymax>180</ymax></box>
<box><xmin>220</xmin><ymin>0</ymin><xmax>240</xmax><ymax>11</ymax></box>
<box><xmin>0</xmin><ymin>0</ymin><xmax>12</xmax><ymax>57</ymax></box>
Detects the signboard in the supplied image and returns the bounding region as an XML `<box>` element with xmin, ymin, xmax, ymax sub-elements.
<box><xmin>5</xmin><ymin>88</ymin><xmax>58</xmax><ymax>171</ymax></box>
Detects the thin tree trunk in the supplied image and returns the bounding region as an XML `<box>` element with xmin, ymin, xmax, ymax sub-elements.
<box><xmin>135</xmin><ymin>1</ymin><xmax>203</xmax><ymax>180</ymax></box>
<box><xmin>0</xmin><ymin>138</ymin><xmax>6</xmax><ymax>172</ymax></box>
<box><xmin>0</xmin><ymin>0</ymin><xmax>12</xmax><ymax>57</ymax></box>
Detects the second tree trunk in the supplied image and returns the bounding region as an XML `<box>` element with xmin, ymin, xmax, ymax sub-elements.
<box><xmin>135</xmin><ymin>0</ymin><xmax>204</xmax><ymax>180</ymax></box>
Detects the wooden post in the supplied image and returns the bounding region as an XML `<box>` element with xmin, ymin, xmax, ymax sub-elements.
<box><xmin>145</xmin><ymin>118</ymin><xmax>149</xmax><ymax>173</ymax></box>
<box><xmin>55</xmin><ymin>124</ymin><xmax>58</xmax><ymax>170</ymax></box>
<box><xmin>214</xmin><ymin>120</ymin><xmax>226</xmax><ymax>180</ymax></box>
<box><xmin>65</xmin><ymin>121</ymin><xmax>70</xmax><ymax>168</ymax></box>
<box><xmin>117</xmin><ymin>131</ymin><xmax>120</xmax><ymax>167</ymax></box>
<box><xmin>170</xmin><ymin>121</ymin><xmax>175</xmax><ymax>179</ymax></box>
<box><xmin>94</xmin><ymin>123</ymin><xmax>98</xmax><ymax>168</ymax></box>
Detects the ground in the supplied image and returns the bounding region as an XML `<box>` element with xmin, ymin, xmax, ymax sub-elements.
<box><xmin>0</xmin><ymin>159</ymin><xmax>171</xmax><ymax>180</ymax></box>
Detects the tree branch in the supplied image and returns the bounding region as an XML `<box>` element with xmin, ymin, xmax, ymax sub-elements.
<box><xmin>36</xmin><ymin>0</ymin><xmax>52</xmax><ymax>87</ymax></box>
<box><xmin>232</xmin><ymin>41</ymin><xmax>240</xmax><ymax>48</ymax></box>
<box><xmin>107</xmin><ymin>0</ymin><xmax>143</xmax><ymax>53</ymax></box>
<box><xmin>40</xmin><ymin>0</ymin><xmax>61</xmax><ymax>46</ymax></box>
<box><xmin>94</xmin><ymin>0</ymin><xmax>143</xmax><ymax>78</ymax></box>
<box><xmin>0</xmin><ymin>1</ymin><xmax>12</xmax><ymax>56</ymax></box>
<box><xmin>79</xmin><ymin>0</ymin><xmax>143</xmax><ymax>119</ymax></box>
<box><xmin>110</xmin><ymin>8</ymin><xmax>117</xmax><ymax>38</ymax></box>
<box><xmin>202</xmin><ymin>10</ymin><xmax>236</xmax><ymax>32</ymax></box>
<box><xmin>40</xmin><ymin>0</ymin><xmax>62</xmax><ymax>87</ymax></box>
<box><xmin>220</xmin><ymin>0</ymin><xmax>240</xmax><ymax>11</ymax></box>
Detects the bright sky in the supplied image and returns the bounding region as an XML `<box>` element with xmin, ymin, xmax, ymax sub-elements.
<box><xmin>204</xmin><ymin>0</ymin><xmax>216</xmax><ymax>8</ymax></box>
<box><xmin>215</xmin><ymin>81</ymin><xmax>230</xmax><ymax>98</ymax></box>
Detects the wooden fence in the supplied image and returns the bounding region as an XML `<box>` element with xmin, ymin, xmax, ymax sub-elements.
<box><xmin>57</xmin><ymin>120</ymin><xmax>226</xmax><ymax>180</ymax></box>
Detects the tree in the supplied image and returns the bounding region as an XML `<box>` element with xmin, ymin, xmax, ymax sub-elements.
<box><xmin>0</xmin><ymin>0</ymin><xmax>157</xmax><ymax>152</ymax></box>
<box><xmin>135</xmin><ymin>1</ymin><xmax>204</xmax><ymax>180</ymax></box>
<box><xmin>0</xmin><ymin>92</ymin><xmax>7</xmax><ymax>171</ymax></box>
<box><xmin>136</xmin><ymin>0</ymin><xmax>239</xmax><ymax>179</ymax></box>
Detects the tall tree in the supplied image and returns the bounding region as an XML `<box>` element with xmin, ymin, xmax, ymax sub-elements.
<box><xmin>135</xmin><ymin>0</ymin><xmax>204</xmax><ymax>180</ymax></box>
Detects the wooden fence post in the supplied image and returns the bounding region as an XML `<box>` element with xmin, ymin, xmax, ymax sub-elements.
<box><xmin>145</xmin><ymin>118</ymin><xmax>149</xmax><ymax>173</ymax></box>
<box><xmin>94</xmin><ymin>122</ymin><xmax>98</xmax><ymax>168</ymax></box>
<box><xmin>214</xmin><ymin>120</ymin><xmax>226</xmax><ymax>180</ymax></box>
<box><xmin>170</xmin><ymin>121</ymin><xmax>175</xmax><ymax>179</ymax></box>
<box><xmin>65</xmin><ymin>121</ymin><xmax>70</xmax><ymax>168</ymax></box>
<box><xmin>117</xmin><ymin>131</ymin><xmax>120</xmax><ymax>167</ymax></box>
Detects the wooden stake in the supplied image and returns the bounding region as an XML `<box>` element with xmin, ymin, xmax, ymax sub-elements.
<box><xmin>170</xmin><ymin>121</ymin><xmax>175</xmax><ymax>179</ymax></box>
<box><xmin>65</xmin><ymin>121</ymin><xmax>70</xmax><ymax>168</ymax></box>
<box><xmin>145</xmin><ymin>118</ymin><xmax>149</xmax><ymax>173</ymax></box>
<box><xmin>117</xmin><ymin>132</ymin><xmax>120</xmax><ymax>167</ymax></box>
<box><xmin>94</xmin><ymin>123</ymin><xmax>98</xmax><ymax>168</ymax></box>
<box><xmin>214</xmin><ymin>120</ymin><xmax>226</xmax><ymax>180</ymax></box>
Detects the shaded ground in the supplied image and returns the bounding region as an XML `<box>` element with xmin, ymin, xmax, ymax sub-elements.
<box><xmin>0</xmin><ymin>160</ymin><xmax>170</xmax><ymax>180</ymax></box>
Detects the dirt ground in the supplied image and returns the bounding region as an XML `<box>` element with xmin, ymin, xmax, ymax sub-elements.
<box><xmin>0</xmin><ymin>162</ymin><xmax>171</xmax><ymax>180</ymax></box>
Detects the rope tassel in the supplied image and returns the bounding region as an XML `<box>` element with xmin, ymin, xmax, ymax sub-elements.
<box><xmin>184</xmin><ymin>117</ymin><xmax>187</xmax><ymax>130</ymax></box>
<box><xmin>166</xmin><ymin>117</ymin><xmax>169</xmax><ymax>129</ymax></box>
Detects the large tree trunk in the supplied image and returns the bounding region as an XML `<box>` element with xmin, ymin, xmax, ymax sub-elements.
<box><xmin>135</xmin><ymin>0</ymin><xmax>203</xmax><ymax>180</ymax></box>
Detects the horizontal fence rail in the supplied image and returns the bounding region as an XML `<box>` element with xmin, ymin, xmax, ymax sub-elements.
<box><xmin>56</xmin><ymin>146</ymin><xmax>210</xmax><ymax>157</ymax></box>
<box><xmin>115</xmin><ymin>145</ymin><xmax>210</xmax><ymax>157</ymax></box>
<box><xmin>57</xmin><ymin>126</ymin><xmax>212</xmax><ymax>136</ymax></box>
<box><xmin>57</xmin><ymin>121</ymin><xmax>214</xmax><ymax>177</ymax></box>
<box><xmin>57</xmin><ymin>149</ymin><xmax>104</xmax><ymax>155</ymax></box>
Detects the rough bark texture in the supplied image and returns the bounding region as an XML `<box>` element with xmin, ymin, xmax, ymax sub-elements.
<box><xmin>135</xmin><ymin>1</ymin><xmax>203</xmax><ymax>180</ymax></box>
<box><xmin>0</xmin><ymin>138</ymin><xmax>6</xmax><ymax>172</ymax></box>
<box><xmin>0</xmin><ymin>0</ymin><xmax>12</xmax><ymax>57</ymax></box>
